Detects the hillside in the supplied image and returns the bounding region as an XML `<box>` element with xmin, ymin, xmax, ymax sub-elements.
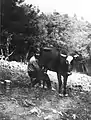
<box><xmin>0</xmin><ymin>60</ymin><xmax>91</xmax><ymax>120</ymax></box>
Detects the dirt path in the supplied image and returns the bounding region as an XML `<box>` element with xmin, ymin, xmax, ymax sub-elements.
<box><xmin>0</xmin><ymin>60</ymin><xmax>91</xmax><ymax>120</ymax></box>
<box><xmin>0</xmin><ymin>85</ymin><xmax>91</xmax><ymax>120</ymax></box>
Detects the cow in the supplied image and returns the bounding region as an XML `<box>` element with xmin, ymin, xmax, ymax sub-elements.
<box><xmin>36</xmin><ymin>47</ymin><xmax>79</xmax><ymax>96</ymax></box>
<box><xmin>27</xmin><ymin>46</ymin><xmax>78</xmax><ymax>96</ymax></box>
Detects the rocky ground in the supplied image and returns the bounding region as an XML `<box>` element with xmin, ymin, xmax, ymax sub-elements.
<box><xmin>0</xmin><ymin>60</ymin><xmax>91</xmax><ymax>120</ymax></box>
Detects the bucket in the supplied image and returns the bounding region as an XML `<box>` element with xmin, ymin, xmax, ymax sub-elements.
<box><xmin>5</xmin><ymin>80</ymin><xmax>11</xmax><ymax>94</ymax></box>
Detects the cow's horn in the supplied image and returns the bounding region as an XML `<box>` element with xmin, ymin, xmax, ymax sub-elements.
<box><xmin>60</xmin><ymin>54</ymin><xmax>67</xmax><ymax>57</ymax></box>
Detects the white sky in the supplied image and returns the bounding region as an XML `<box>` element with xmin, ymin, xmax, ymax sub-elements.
<box><xmin>24</xmin><ymin>0</ymin><xmax>91</xmax><ymax>22</ymax></box>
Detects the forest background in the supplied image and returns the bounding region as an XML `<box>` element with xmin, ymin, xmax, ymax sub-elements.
<box><xmin>1</xmin><ymin>0</ymin><xmax>91</xmax><ymax>62</ymax></box>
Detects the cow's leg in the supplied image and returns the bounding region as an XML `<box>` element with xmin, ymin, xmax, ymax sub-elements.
<box><xmin>44</xmin><ymin>73</ymin><xmax>51</xmax><ymax>89</ymax></box>
<box><xmin>57</xmin><ymin>72</ymin><xmax>62</xmax><ymax>93</ymax></box>
<box><xmin>82</xmin><ymin>63</ymin><xmax>88</xmax><ymax>75</ymax></box>
<box><xmin>28</xmin><ymin>71</ymin><xmax>33</xmax><ymax>87</ymax></box>
<box><xmin>39</xmin><ymin>70</ymin><xmax>51</xmax><ymax>89</ymax></box>
<box><xmin>43</xmin><ymin>80</ymin><xmax>45</xmax><ymax>88</ymax></box>
<box><xmin>32</xmin><ymin>78</ymin><xmax>41</xmax><ymax>87</ymax></box>
<box><xmin>63</xmin><ymin>74</ymin><xmax>68</xmax><ymax>96</ymax></box>
<box><xmin>41</xmin><ymin>68</ymin><xmax>48</xmax><ymax>89</ymax></box>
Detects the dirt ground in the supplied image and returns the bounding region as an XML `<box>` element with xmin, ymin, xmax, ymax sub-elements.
<box><xmin>0</xmin><ymin>60</ymin><xmax>91</xmax><ymax>120</ymax></box>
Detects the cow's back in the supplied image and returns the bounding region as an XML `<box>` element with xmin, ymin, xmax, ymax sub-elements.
<box><xmin>39</xmin><ymin>47</ymin><xmax>60</xmax><ymax>71</ymax></box>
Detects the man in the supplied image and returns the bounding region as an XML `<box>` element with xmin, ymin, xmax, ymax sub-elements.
<box><xmin>27</xmin><ymin>51</ymin><xmax>51</xmax><ymax>89</ymax></box>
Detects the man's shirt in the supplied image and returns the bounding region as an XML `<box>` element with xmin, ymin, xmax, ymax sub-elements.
<box><xmin>28</xmin><ymin>56</ymin><xmax>40</xmax><ymax>72</ymax></box>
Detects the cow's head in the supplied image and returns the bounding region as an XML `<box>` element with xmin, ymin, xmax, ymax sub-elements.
<box><xmin>66</xmin><ymin>54</ymin><xmax>79</xmax><ymax>72</ymax></box>
<box><xmin>60</xmin><ymin>53</ymin><xmax>79</xmax><ymax>73</ymax></box>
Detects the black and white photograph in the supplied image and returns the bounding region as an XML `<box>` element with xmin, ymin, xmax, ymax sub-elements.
<box><xmin>0</xmin><ymin>0</ymin><xmax>91</xmax><ymax>119</ymax></box>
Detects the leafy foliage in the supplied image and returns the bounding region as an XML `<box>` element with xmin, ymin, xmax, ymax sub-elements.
<box><xmin>1</xmin><ymin>0</ymin><xmax>91</xmax><ymax>61</ymax></box>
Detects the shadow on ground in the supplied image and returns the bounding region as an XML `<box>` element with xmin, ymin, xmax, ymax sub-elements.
<box><xmin>0</xmin><ymin>84</ymin><xmax>91</xmax><ymax>120</ymax></box>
